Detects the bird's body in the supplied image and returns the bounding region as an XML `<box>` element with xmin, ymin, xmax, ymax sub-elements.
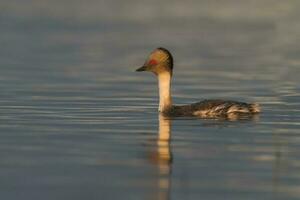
<box><xmin>136</xmin><ymin>47</ymin><xmax>260</xmax><ymax>118</ymax></box>
<box><xmin>163</xmin><ymin>99</ymin><xmax>260</xmax><ymax>117</ymax></box>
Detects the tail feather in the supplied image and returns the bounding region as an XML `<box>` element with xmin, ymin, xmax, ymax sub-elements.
<box><xmin>249</xmin><ymin>103</ymin><xmax>261</xmax><ymax>113</ymax></box>
<box><xmin>227</xmin><ymin>102</ymin><xmax>261</xmax><ymax>114</ymax></box>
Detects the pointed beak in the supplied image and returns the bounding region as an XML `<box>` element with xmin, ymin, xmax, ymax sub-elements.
<box><xmin>135</xmin><ymin>65</ymin><xmax>148</xmax><ymax>72</ymax></box>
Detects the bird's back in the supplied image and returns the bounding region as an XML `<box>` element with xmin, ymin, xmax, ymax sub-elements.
<box><xmin>164</xmin><ymin>99</ymin><xmax>260</xmax><ymax>118</ymax></box>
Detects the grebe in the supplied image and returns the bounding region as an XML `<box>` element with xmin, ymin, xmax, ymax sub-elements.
<box><xmin>136</xmin><ymin>47</ymin><xmax>261</xmax><ymax>118</ymax></box>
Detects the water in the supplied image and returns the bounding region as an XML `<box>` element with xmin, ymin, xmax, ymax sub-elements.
<box><xmin>1</xmin><ymin>0</ymin><xmax>300</xmax><ymax>199</ymax></box>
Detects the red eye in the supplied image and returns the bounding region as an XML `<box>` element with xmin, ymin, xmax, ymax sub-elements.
<box><xmin>148</xmin><ymin>59</ymin><xmax>158</xmax><ymax>65</ymax></box>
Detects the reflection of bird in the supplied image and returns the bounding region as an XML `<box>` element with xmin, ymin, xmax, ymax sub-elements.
<box><xmin>147</xmin><ymin>114</ymin><xmax>172</xmax><ymax>200</ymax></box>
<box><xmin>148</xmin><ymin>115</ymin><xmax>172</xmax><ymax>168</ymax></box>
<box><xmin>136</xmin><ymin>47</ymin><xmax>261</xmax><ymax>118</ymax></box>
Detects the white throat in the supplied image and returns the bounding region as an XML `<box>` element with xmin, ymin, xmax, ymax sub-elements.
<box><xmin>158</xmin><ymin>72</ymin><xmax>172</xmax><ymax>112</ymax></box>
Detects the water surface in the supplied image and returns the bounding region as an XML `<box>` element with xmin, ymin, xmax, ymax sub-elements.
<box><xmin>1</xmin><ymin>1</ymin><xmax>300</xmax><ymax>199</ymax></box>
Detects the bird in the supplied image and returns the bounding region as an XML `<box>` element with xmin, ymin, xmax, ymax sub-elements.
<box><xmin>136</xmin><ymin>47</ymin><xmax>261</xmax><ymax>118</ymax></box>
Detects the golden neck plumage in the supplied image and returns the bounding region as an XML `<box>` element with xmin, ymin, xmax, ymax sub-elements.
<box><xmin>158</xmin><ymin>72</ymin><xmax>172</xmax><ymax>112</ymax></box>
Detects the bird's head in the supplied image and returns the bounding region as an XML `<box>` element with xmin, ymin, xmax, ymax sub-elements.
<box><xmin>136</xmin><ymin>47</ymin><xmax>173</xmax><ymax>76</ymax></box>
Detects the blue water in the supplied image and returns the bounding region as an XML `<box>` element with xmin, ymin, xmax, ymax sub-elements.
<box><xmin>1</xmin><ymin>1</ymin><xmax>300</xmax><ymax>199</ymax></box>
